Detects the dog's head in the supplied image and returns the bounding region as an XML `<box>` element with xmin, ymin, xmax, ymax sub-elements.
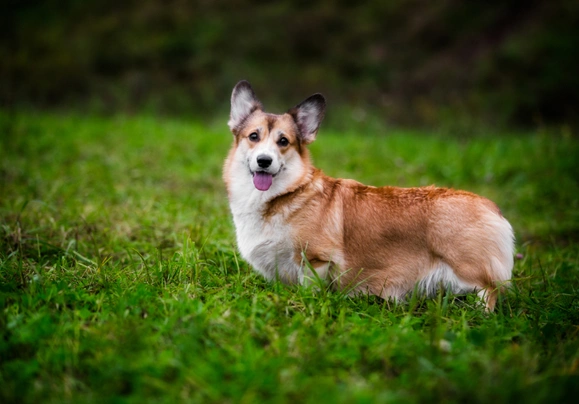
<box><xmin>227</xmin><ymin>80</ymin><xmax>325</xmax><ymax>192</ymax></box>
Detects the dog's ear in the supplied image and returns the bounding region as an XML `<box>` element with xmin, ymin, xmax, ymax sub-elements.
<box><xmin>288</xmin><ymin>94</ymin><xmax>326</xmax><ymax>144</ymax></box>
<box><xmin>229</xmin><ymin>80</ymin><xmax>262</xmax><ymax>132</ymax></box>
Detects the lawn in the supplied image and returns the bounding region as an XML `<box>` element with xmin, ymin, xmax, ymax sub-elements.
<box><xmin>1</xmin><ymin>111</ymin><xmax>578</xmax><ymax>403</ymax></box>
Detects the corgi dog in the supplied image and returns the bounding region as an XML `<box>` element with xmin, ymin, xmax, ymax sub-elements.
<box><xmin>223</xmin><ymin>80</ymin><xmax>514</xmax><ymax>311</ymax></box>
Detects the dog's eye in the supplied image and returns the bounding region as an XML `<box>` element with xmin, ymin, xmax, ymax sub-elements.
<box><xmin>277</xmin><ymin>137</ymin><xmax>289</xmax><ymax>147</ymax></box>
<box><xmin>248</xmin><ymin>132</ymin><xmax>259</xmax><ymax>142</ymax></box>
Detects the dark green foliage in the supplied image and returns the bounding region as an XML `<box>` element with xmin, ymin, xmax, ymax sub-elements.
<box><xmin>1</xmin><ymin>111</ymin><xmax>578</xmax><ymax>402</ymax></box>
<box><xmin>2</xmin><ymin>1</ymin><xmax>578</xmax><ymax>127</ymax></box>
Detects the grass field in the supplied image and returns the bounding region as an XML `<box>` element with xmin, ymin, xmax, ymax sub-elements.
<box><xmin>1</xmin><ymin>110</ymin><xmax>579</xmax><ymax>403</ymax></box>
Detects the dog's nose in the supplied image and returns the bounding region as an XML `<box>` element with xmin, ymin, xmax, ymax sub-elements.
<box><xmin>257</xmin><ymin>155</ymin><xmax>273</xmax><ymax>168</ymax></box>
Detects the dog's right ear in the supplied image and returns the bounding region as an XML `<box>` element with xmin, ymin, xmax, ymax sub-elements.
<box><xmin>228</xmin><ymin>80</ymin><xmax>262</xmax><ymax>132</ymax></box>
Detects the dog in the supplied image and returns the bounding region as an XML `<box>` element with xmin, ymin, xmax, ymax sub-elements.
<box><xmin>223</xmin><ymin>80</ymin><xmax>514</xmax><ymax>311</ymax></box>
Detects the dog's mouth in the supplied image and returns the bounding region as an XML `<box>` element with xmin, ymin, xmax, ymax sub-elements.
<box><xmin>253</xmin><ymin>171</ymin><xmax>274</xmax><ymax>191</ymax></box>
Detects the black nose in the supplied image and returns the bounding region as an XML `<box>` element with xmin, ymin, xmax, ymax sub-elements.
<box><xmin>257</xmin><ymin>155</ymin><xmax>273</xmax><ymax>168</ymax></box>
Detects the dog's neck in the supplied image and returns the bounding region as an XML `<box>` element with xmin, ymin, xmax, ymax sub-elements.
<box><xmin>267</xmin><ymin>166</ymin><xmax>316</xmax><ymax>202</ymax></box>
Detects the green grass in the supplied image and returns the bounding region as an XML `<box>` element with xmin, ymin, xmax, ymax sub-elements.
<box><xmin>1</xmin><ymin>111</ymin><xmax>579</xmax><ymax>403</ymax></box>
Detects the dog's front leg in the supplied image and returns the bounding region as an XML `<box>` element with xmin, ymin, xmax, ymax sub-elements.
<box><xmin>298</xmin><ymin>251</ymin><xmax>333</xmax><ymax>288</ymax></box>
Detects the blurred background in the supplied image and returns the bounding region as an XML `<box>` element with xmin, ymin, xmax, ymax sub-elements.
<box><xmin>2</xmin><ymin>0</ymin><xmax>578</xmax><ymax>130</ymax></box>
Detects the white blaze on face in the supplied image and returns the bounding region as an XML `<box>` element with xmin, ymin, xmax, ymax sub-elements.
<box><xmin>248</xmin><ymin>133</ymin><xmax>281</xmax><ymax>192</ymax></box>
<box><xmin>229</xmin><ymin>129</ymin><xmax>307</xmax><ymax>196</ymax></box>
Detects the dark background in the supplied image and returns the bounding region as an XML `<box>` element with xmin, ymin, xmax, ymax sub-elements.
<box><xmin>2</xmin><ymin>0</ymin><xmax>578</xmax><ymax>129</ymax></box>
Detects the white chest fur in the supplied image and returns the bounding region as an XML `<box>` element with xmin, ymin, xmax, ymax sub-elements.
<box><xmin>225</xmin><ymin>141</ymin><xmax>309</xmax><ymax>284</ymax></box>
<box><xmin>230</xmin><ymin>193</ymin><xmax>303</xmax><ymax>284</ymax></box>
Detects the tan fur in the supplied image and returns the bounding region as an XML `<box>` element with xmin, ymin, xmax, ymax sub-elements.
<box><xmin>224</xmin><ymin>82</ymin><xmax>514</xmax><ymax>311</ymax></box>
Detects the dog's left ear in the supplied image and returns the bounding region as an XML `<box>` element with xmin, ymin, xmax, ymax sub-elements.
<box><xmin>229</xmin><ymin>80</ymin><xmax>263</xmax><ymax>132</ymax></box>
<box><xmin>288</xmin><ymin>94</ymin><xmax>326</xmax><ymax>144</ymax></box>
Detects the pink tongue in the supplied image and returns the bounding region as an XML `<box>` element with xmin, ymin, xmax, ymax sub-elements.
<box><xmin>253</xmin><ymin>172</ymin><xmax>273</xmax><ymax>191</ymax></box>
